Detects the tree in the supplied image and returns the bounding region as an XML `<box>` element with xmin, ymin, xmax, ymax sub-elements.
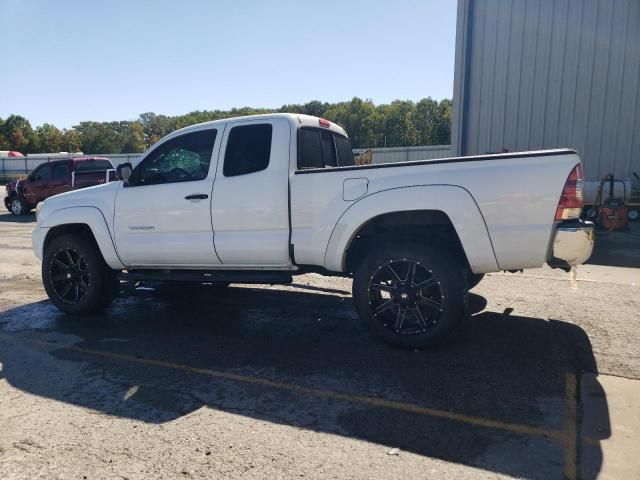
<box><xmin>323</xmin><ymin>98</ymin><xmax>381</xmax><ymax>148</ymax></box>
<box><xmin>0</xmin><ymin>115</ymin><xmax>34</xmax><ymax>152</ymax></box>
<box><xmin>0</xmin><ymin>117</ymin><xmax>9</xmax><ymax>150</ymax></box>
<box><xmin>61</xmin><ymin>129</ymin><xmax>82</xmax><ymax>152</ymax></box>
<box><xmin>34</xmin><ymin>123</ymin><xmax>64</xmax><ymax>152</ymax></box>
<box><xmin>1</xmin><ymin>97</ymin><xmax>453</xmax><ymax>153</ymax></box>
<box><xmin>378</xmin><ymin>100</ymin><xmax>419</xmax><ymax>147</ymax></box>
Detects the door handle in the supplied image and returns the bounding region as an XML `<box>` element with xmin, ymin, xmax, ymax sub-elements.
<box><xmin>185</xmin><ymin>194</ymin><xmax>208</xmax><ymax>200</ymax></box>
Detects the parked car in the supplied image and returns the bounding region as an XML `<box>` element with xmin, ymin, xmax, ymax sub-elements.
<box><xmin>4</xmin><ymin>157</ymin><xmax>115</xmax><ymax>215</ymax></box>
<box><xmin>31</xmin><ymin>114</ymin><xmax>594</xmax><ymax>348</ymax></box>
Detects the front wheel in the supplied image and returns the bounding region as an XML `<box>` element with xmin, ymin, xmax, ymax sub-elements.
<box><xmin>352</xmin><ymin>243</ymin><xmax>468</xmax><ymax>349</ymax></box>
<box><xmin>43</xmin><ymin>234</ymin><xmax>116</xmax><ymax>314</ymax></box>
<box><xmin>9</xmin><ymin>196</ymin><xmax>29</xmax><ymax>215</ymax></box>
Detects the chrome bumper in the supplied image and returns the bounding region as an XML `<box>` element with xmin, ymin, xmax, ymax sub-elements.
<box><xmin>548</xmin><ymin>220</ymin><xmax>595</xmax><ymax>271</ymax></box>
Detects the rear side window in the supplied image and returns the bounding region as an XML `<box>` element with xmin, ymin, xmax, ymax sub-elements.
<box><xmin>223</xmin><ymin>124</ymin><xmax>272</xmax><ymax>177</ymax></box>
<box><xmin>52</xmin><ymin>163</ymin><xmax>70</xmax><ymax>180</ymax></box>
<box><xmin>75</xmin><ymin>160</ymin><xmax>113</xmax><ymax>172</ymax></box>
<box><xmin>298</xmin><ymin>127</ymin><xmax>353</xmax><ymax>169</ymax></box>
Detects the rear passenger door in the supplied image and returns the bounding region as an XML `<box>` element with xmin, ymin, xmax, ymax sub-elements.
<box><xmin>211</xmin><ymin>118</ymin><xmax>291</xmax><ymax>266</ymax></box>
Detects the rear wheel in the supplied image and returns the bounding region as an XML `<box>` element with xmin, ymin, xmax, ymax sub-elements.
<box><xmin>43</xmin><ymin>234</ymin><xmax>116</xmax><ymax>314</ymax></box>
<box><xmin>352</xmin><ymin>242</ymin><xmax>468</xmax><ymax>349</ymax></box>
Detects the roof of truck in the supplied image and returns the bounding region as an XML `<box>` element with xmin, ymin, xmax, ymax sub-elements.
<box><xmin>169</xmin><ymin>113</ymin><xmax>348</xmax><ymax>138</ymax></box>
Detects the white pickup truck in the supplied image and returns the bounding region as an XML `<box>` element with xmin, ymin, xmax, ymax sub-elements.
<box><xmin>32</xmin><ymin>114</ymin><xmax>594</xmax><ymax>348</ymax></box>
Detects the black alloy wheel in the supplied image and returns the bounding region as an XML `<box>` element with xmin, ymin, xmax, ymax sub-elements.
<box><xmin>352</xmin><ymin>242</ymin><xmax>468</xmax><ymax>348</ymax></box>
<box><xmin>368</xmin><ymin>259</ymin><xmax>444</xmax><ymax>335</ymax></box>
<box><xmin>43</xmin><ymin>234</ymin><xmax>118</xmax><ymax>314</ymax></box>
<box><xmin>48</xmin><ymin>247</ymin><xmax>91</xmax><ymax>304</ymax></box>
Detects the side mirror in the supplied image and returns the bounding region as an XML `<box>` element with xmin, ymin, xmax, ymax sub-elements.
<box><xmin>116</xmin><ymin>163</ymin><xmax>133</xmax><ymax>184</ymax></box>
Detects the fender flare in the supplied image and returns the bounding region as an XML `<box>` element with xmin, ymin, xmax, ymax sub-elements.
<box><xmin>323</xmin><ymin>185</ymin><xmax>499</xmax><ymax>273</ymax></box>
<box><xmin>40</xmin><ymin>206</ymin><xmax>125</xmax><ymax>270</ymax></box>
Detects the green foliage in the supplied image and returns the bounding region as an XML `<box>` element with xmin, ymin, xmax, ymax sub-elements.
<box><xmin>1</xmin><ymin>115</ymin><xmax>34</xmax><ymax>152</ymax></box>
<box><xmin>0</xmin><ymin>97</ymin><xmax>452</xmax><ymax>153</ymax></box>
<box><xmin>34</xmin><ymin>123</ymin><xmax>63</xmax><ymax>152</ymax></box>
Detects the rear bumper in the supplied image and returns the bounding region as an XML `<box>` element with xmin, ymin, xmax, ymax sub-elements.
<box><xmin>548</xmin><ymin>220</ymin><xmax>595</xmax><ymax>271</ymax></box>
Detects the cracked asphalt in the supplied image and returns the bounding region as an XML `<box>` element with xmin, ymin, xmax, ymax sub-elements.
<box><xmin>1</xmin><ymin>213</ymin><xmax>639</xmax><ymax>479</ymax></box>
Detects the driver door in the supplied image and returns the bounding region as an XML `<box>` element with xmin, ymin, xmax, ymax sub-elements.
<box><xmin>22</xmin><ymin>164</ymin><xmax>52</xmax><ymax>205</ymax></box>
<box><xmin>113</xmin><ymin>127</ymin><xmax>223</xmax><ymax>267</ymax></box>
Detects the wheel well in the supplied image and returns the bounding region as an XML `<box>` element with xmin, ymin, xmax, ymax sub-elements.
<box><xmin>44</xmin><ymin>224</ymin><xmax>98</xmax><ymax>253</ymax></box>
<box><xmin>343</xmin><ymin>210</ymin><xmax>471</xmax><ymax>274</ymax></box>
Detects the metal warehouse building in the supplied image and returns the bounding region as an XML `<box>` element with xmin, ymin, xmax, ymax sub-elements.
<box><xmin>451</xmin><ymin>0</ymin><xmax>640</xmax><ymax>183</ymax></box>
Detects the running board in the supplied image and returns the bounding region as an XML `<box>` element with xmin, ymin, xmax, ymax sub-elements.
<box><xmin>118</xmin><ymin>269</ymin><xmax>293</xmax><ymax>284</ymax></box>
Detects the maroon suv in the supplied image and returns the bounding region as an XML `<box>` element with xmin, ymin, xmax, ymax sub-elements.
<box><xmin>4</xmin><ymin>157</ymin><xmax>115</xmax><ymax>215</ymax></box>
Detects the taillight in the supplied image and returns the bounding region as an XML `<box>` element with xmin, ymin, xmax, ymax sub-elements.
<box><xmin>555</xmin><ymin>164</ymin><xmax>583</xmax><ymax>221</ymax></box>
<box><xmin>319</xmin><ymin>118</ymin><xmax>331</xmax><ymax>128</ymax></box>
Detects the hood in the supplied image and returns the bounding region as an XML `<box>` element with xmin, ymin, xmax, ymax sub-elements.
<box><xmin>5</xmin><ymin>176</ymin><xmax>26</xmax><ymax>192</ymax></box>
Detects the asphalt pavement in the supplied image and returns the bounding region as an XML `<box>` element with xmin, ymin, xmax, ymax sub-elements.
<box><xmin>1</xmin><ymin>213</ymin><xmax>639</xmax><ymax>479</ymax></box>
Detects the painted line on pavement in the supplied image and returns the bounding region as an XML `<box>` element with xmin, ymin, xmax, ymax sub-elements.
<box><xmin>1</xmin><ymin>334</ymin><xmax>567</xmax><ymax>445</ymax></box>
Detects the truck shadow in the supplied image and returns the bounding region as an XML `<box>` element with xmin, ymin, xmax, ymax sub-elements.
<box><xmin>0</xmin><ymin>212</ymin><xmax>35</xmax><ymax>224</ymax></box>
<box><xmin>0</xmin><ymin>286</ymin><xmax>607</xmax><ymax>479</ymax></box>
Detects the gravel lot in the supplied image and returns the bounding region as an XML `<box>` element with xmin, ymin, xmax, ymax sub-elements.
<box><xmin>1</xmin><ymin>213</ymin><xmax>639</xmax><ymax>479</ymax></box>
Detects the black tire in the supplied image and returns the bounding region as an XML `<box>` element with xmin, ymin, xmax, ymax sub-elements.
<box><xmin>42</xmin><ymin>234</ymin><xmax>116</xmax><ymax>314</ymax></box>
<box><xmin>467</xmin><ymin>273</ymin><xmax>485</xmax><ymax>290</ymax></box>
<box><xmin>352</xmin><ymin>242</ymin><xmax>468</xmax><ymax>349</ymax></box>
<box><xmin>8</xmin><ymin>195</ymin><xmax>30</xmax><ymax>216</ymax></box>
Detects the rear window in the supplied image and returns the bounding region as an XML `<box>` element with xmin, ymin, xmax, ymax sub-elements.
<box><xmin>298</xmin><ymin>127</ymin><xmax>353</xmax><ymax>169</ymax></box>
<box><xmin>335</xmin><ymin>135</ymin><xmax>355</xmax><ymax>166</ymax></box>
<box><xmin>223</xmin><ymin>124</ymin><xmax>272</xmax><ymax>177</ymax></box>
<box><xmin>75</xmin><ymin>160</ymin><xmax>113</xmax><ymax>172</ymax></box>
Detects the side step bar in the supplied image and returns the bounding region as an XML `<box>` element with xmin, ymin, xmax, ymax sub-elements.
<box><xmin>118</xmin><ymin>269</ymin><xmax>293</xmax><ymax>284</ymax></box>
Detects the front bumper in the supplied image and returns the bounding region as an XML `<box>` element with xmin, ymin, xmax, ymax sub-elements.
<box><xmin>32</xmin><ymin>226</ymin><xmax>50</xmax><ymax>261</ymax></box>
<box><xmin>548</xmin><ymin>220</ymin><xmax>595</xmax><ymax>271</ymax></box>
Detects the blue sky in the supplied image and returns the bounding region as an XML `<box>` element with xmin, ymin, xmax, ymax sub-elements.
<box><xmin>0</xmin><ymin>0</ymin><xmax>457</xmax><ymax>129</ymax></box>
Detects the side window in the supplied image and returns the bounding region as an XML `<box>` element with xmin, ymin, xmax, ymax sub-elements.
<box><xmin>32</xmin><ymin>165</ymin><xmax>51</xmax><ymax>182</ymax></box>
<box><xmin>130</xmin><ymin>129</ymin><xmax>216</xmax><ymax>186</ymax></box>
<box><xmin>335</xmin><ymin>135</ymin><xmax>355</xmax><ymax>166</ymax></box>
<box><xmin>298</xmin><ymin>128</ymin><xmax>353</xmax><ymax>169</ymax></box>
<box><xmin>52</xmin><ymin>164</ymin><xmax>70</xmax><ymax>180</ymax></box>
<box><xmin>223</xmin><ymin>124</ymin><xmax>272</xmax><ymax>177</ymax></box>
<box><xmin>321</xmin><ymin>131</ymin><xmax>337</xmax><ymax>167</ymax></box>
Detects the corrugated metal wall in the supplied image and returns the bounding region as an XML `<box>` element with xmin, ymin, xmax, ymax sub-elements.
<box><xmin>452</xmin><ymin>0</ymin><xmax>640</xmax><ymax>181</ymax></box>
